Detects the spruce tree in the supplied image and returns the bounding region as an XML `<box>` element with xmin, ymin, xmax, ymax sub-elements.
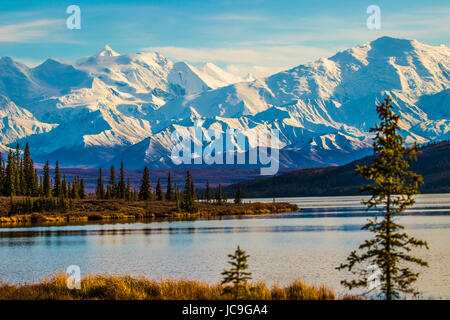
<box><xmin>79</xmin><ymin>178</ymin><xmax>86</xmax><ymax>199</ymax></box>
<box><xmin>205</xmin><ymin>180</ymin><xmax>211</xmax><ymax>203</ymax></box>
<box><xmin>105</xmin><ymin>185</ymin><xmax>111</xmax><ymax>199</ymax></box>
<box><xmin>96</xmin><ymin>169</ymin><xmax>105</xmax><ymax>199</ymax></box>
<box><xmin>191</xmin><ymin>176</ymin><xmax>197</xmax><ymax>201</ymax></box>
<box><xmin>118</xmin><ymin>162</ymin><xmax>126</xmax><ymax>199</ymax></box>
<box><xmin>53</xmin><ymin>161</ymin><xmax>62</xmax><ymax>197</ymax></box>
<box><xmin>156</xmin><ymin>178</ymin><xmax>164</xmax><ymax>201</ymax></box>
<box><xmin>67</xmin><ymin>182</ymin><xmax>71</xmax><ymax>199</ymax></box>
<box><xmin>139</xmin><ymin>166</ymin><xmax>151</xmax><ymax>200</ymax></box>
<box><xmin>43</xmin><ymin>161</ymin><xmax>51</xmax><ymax>197</ymax></box>
<box><xmin>62</xmin><ymin>174</ymin><xmax>68</xmax><ymax>199</ymax></box>
<box><xmin>175</xmin><ymin>184</ymin><xmax>181</xmax><ymax>212</ymax></box>
<box><xmin>216</xmin><ymin>184</ymin><xmax>224</xmax><ymax>205</ymax></box>
<box><xmin>181</xmin><ymin>171</ymin><xmax>197</xmax><ymax>212</ymax></box>
<box><xmin>5</xmin><ymin>150</ymin><xmax>17</xmax><ymax>196</ymax></box>
<box><xmin>32</xmin><ymin>169</ymin><xmax>39</xmax><ymax>197</ymax></box>
<box><xmin>14</xmin><ymin>143</ymin><xmax>20</xmax><ymax>164</ymax></box>
<box><xmin>234</xmin><ymin>183</ymin><xmax>243</xmax><ymax>204</ymax></box>
<box><xmin>166</xmin><ymin>172</ymin><xmax>173</xmax><ymax>201</ymax></box>
<box><xmin>38</xmin><ymin>176</ymin><xmax>43</xmax><ymax>197</ymax></box>
<box><xmin>337</xmin><ymin>96</ymin><xmax>428</xmax><ymax>300</ymax></box>
<box><xmin>23</xmin><ymin>142</ymin><xmax>35</xmax><ymax>196</ymax></box>
<box><xmin>72</xmin><ymin>176</ymin><xmax>80</xmax><ymax>199</ymax></box>
<box><xmin>126</xmin><ymin>177</ymin><xmax>131</xmax><ymax>201</ymax></box>
<box><xmin>18</xmin><ymin>158</ymin><xmax>25</xmax><ymax>196</ymax></box>
<box><xmin>0</xmin><ymin>152</ymin><xmax>4</xmax><ymax>196</ymax></box>
<box><xmin>221</xmin><ymin>246</ymin><xmax>252</xmax><ymax>299</ymax></box>
<box><xmin>108</xmin><ymin>165</ymin><xmax>116</xmax><ymax>199</ymax></box>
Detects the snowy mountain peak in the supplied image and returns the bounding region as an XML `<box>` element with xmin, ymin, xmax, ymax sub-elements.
<box><xmin>96</xmin><ymin>45</ymin><xmax>120</xmax><ymax>57</ymax></box>
<box><xmin>243</xmin><ymin>73</ymin><xmax>256</xmax><ymax>82</ymax></box>
<box><xmin>1</xmin><ymin>37</ymin><xmax>449</xmax><ymax>169</ymax></box>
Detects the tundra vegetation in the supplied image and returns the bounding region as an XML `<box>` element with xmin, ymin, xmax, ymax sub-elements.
<box><xmin>0</xmin><ymin>145</ymin><xmax>298</xmax><ymax>226</ymax></box>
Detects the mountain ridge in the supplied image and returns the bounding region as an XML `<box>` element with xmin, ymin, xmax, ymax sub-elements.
<box><xmin>0</xmin><ymin>36</ymin><xmax>448</xmax><ymax>169</ymax></box>
<box><xmin>221</xmin><ymin>141</ymin><xmax>450</xmax><ymax>197</ymax></box>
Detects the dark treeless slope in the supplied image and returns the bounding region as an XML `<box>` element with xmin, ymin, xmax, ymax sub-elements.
<box><xmin>221</xmin><ymin>141</ymin><xmax>450</xmax><ymax>198</ymax></box>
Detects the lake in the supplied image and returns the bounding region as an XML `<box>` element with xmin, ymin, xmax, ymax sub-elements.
<box><xmin>1</xmin><ymin>193</ymin><xmax>449</xmax><ymax>299</ymax></box>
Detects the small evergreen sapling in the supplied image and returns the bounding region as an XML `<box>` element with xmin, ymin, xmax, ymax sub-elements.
<box><xmin>221</xmin><ymin>245</ymin><xmax>252</xmax><ymax>299</ymax></box>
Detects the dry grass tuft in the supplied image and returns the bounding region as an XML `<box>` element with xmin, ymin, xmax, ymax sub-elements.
<box><xmin>0</xmin><ymin>274</ymin><xmax>336</xmax><ymax>300</ymax></box>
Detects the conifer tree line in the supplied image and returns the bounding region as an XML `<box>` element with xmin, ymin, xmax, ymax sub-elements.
<box><xmin>0</xmin><ymin>143</ymin><xmax>85</xmax><ymax>199</ymax></box>
<box><xmin>1</xmin><ymin>143</ymin><xmax>244</xmax><ymax>213</ymax></box>
<box><xmin>95</xmin><ymin>162</ymin><xmax>139</xmax><ymax>201</ymax></box>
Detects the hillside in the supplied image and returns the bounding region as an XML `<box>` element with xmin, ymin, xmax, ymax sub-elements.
<box><xmin>222</xmin><ymin>141</ymin><xmax>450</xmax><ymax>198</ymax></box>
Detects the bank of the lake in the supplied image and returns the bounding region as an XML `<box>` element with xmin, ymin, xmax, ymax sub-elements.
<box><xmin>0</xmin><ymin>197</ymin><xmax>299</xmax><ymax>227</ymax></box>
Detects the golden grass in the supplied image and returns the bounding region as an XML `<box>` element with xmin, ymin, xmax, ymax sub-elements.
<box><xmin>0</xmin><ymin>274</ymin><xmax>335</xmax><ymax>300</ymax></box>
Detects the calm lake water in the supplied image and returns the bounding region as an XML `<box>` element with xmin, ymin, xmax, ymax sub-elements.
<box><xmin>1</xmin><ymin>194</ymin><xmax>449</xmax><ymax>299</ymax></box>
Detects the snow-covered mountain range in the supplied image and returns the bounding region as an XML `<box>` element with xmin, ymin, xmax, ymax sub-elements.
<box><xmin>0</xmin><ymin>36</ymin><xmax>449</xmax><ymax>169</ymax></box>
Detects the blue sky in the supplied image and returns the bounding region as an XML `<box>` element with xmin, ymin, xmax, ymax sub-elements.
<box><xmin>0</xmin><ymin>0</ymin><xmax>449</xmax><ymax>77</ymax></box>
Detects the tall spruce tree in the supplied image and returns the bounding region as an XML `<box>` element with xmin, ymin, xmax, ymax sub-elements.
<box><xmin>14</xmin><ymin>144</ymin><xmax>22</xmax><ymax>196</ymax></box>
<box><xmin>166</xmin><ymin>172</ymin><xmax>173</xmax><ymax>201</ymax></box>
<box><xmin>53</xmin><ymin>161</ymin><xmax>62</xmax><ymax>197</ymax></box>
<box><xmin>118</xmin><ymin>162</ymin><xmax>126</xmax><ymax>199</ymax></box>
<box><xmin>62</xmin><ymin>174</ymin><xmax>68</xmax><ymax>198</ymax></box>
<box><xmin>43</xmin><ymin>161</ymin><xmax>51</xmax><ymax>197</ymax></box>
<box><xmin>126</xmin><ymin>177</ymin><xmax>131</xmax><ymax>201</ymax></box>
<box><xmin>139</xmin><ymin>166</ymin><xmax>151</xmax><ymax>200</ymax></box>
<box><xmin>216</xmin><ymin>184</ymin><xmax>224</xmax><ymax>205</ymax></box>
<box><xmin>175</xmin><ymin>184</ymin><xmax>181</xmax><ymax>212</ymax></box>
<box><xmin>79</xmin><ymin>178</ymin><xmax>86</xmax><ymax>199</ymax></box>
<box><xmin>14</xmin><ymin>149</ymin><xmax>24</xmax><ymax>196</ymax></box>
<box><xmin>96</xmin><ymin>169</ymin><xmax>105</xmax><ymax>199</ymax></box>
<box><xmin>205</xmin><ymin>180</ymin><xmax>211</xmax><ymax>203</ymax></box>
<box><xmin>71</xmin><ymin>176</ymin><xmax>80</xmax><ymax>199</ymax></box>
<box><xmin>156</xmin><ymin>178</ymin><xmax>164</xmax><ymax>201</ymax></box>
<box><xmin>181</xmin><ymin>171</ymin><xmax>197</xmax><ymax>212</ymax></box>
<box><xmin>337</xmin><ymin>96</ymin><xmax>428</xmax><ymax>300</ymax></box>
<box><xmin>23</xmin><ymin>142</ymin><xmax>35</xmax><ymax>196</ymax></box>
<box><xmin>0</xmin><ymin>152</ymin><xmax>4</xmax><ymax>195</ymax></box>
<box><xmin>108</xmin><ymin>165</ymin><xmax>116</xmax><ymax>198</ymax></box>
<box><xmin>5</xmin><ymin>150</ymin><xmax>17</xmax><ymax>196</ymax></box>
<box><xmin>221</xmin><ymin>246</ymin><xmax>252</xmax><ymax>299</ymax></box>
<box><xmin>32</xmin><ymin>169</ymin><xmax>39</xmax><ymax>197</ymax></box>
<box><xmin>234</xmin><ymin>183</ymin><xmax>243</xmax><ymax>204</ymax></box>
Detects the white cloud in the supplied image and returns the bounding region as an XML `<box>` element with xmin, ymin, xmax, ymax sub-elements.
<box><xmin>141</xmin><ymin>45</ymin><xmax>335</xmax><ymax>77</ymax></box>
<box><xmin>0</xmin><ymin>19</ymin><xmax>63</xmax><ymax>42</ymax></box>
<box><xmin>205</xmin><ymin>14</ymin><xmax>265</xmax><ymax>22</ymax></box>
<box><xmin>225</xmin><ymin>64</ymin><xmax>285</xmax><ymax>78</ymax></box>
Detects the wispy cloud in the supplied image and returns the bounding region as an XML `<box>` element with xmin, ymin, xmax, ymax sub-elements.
<box><xmin>0</xmin><ymin>19</ymin><xmax>63</xmax><ymax>42</ymax></box>
<box><xmin>206</xmin><ymin>14</ymin><xmax>266</xmax><ymax>22</ymax></box>
<box><xmin>141</xmin><ymin>45</ymin><xmax>334</xmax><ymax>77</ymax></box>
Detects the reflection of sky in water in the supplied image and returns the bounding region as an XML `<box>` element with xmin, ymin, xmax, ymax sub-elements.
<box><xmin>0</xmin><ymin>194</ymin><xmax>449</xmax><ymax>299</ymax></box>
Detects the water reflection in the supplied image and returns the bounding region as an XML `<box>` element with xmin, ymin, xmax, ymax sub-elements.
<box><xmin>0</xmin><ymin>194</ymin><xmax>449</xmax><ymax>299</ymax></box>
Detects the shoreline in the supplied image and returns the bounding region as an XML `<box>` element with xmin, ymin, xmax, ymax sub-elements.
<box><xmin>0</xmin><ymin>198</ymin><xmax>299</xmax><ymax>228</ymax></box>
